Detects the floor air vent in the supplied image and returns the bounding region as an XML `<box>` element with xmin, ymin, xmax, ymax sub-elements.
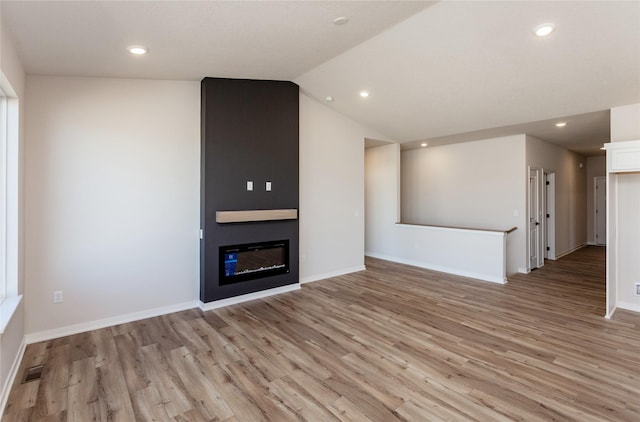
<box><xmin>22</xmin><ymin>365</ymin><xmax>44</xmax><ymax>383</ymax></box>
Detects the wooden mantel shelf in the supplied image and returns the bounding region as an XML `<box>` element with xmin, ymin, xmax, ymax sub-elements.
<box><xmin>216</xmin><ymin>209</ymin><xmax>298</xmax><ymax>223</ymax></box>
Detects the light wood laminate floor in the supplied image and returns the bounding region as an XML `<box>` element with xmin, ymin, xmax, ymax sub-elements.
<box><xmin>4</xmin><ymin>246</ymin><xmax>639</xmax><ymax>421</ymax></box>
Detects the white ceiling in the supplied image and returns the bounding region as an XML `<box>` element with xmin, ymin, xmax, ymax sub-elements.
<box><xmin>297</xmin><ymin>1</ymin><xmax>640</xmax><ymax>156</ymax></box>
<box><xmin>400</xmin><ymin>110</ymin><xmax>611</xmax><ymax>155</ymax></box>
<box><xmin>0</xmin><ymin>1</ymin><xmax>430</xmax><ymax>80</ymax></box>
<box><xmin>2</xmin><ymin>1</ymin><xmax>639</xmax><ymax>156</ymax></box>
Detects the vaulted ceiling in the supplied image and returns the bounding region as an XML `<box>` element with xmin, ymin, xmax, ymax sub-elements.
<box><xmin>2</xmin><ymin>1</ymin><xmax>639</xmax><ymax>156</ymax></box>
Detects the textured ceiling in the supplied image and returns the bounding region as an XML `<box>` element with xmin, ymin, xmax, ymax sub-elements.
<box><xmin>297</xmin><ymin>1</ymin><xmax>640</xmax><ymax>155</ymax></box>
<box><xmin>0</xmin><ymin>1</ymin><xmax>430</xmax><ymax>80</ymax></box>
<box><xmin>2</xmin><ymin>1</ymin><xmax>639</xmax><ymax>156</ymax></box>
<box><xmin>401</xmin><ymin>110</ymin><xmax>611</xmax><ymax>156</ymax></box>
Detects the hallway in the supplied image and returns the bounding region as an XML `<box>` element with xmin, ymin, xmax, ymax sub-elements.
<box><xmin>509</xmin><ymin>245</ymin><xmax>607</xmax><ymax>316</ymax></box>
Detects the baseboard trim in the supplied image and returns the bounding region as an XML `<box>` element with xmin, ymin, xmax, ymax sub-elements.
<box><xmin>25</xmin><ymin>301</ymin><xmax>199</xmax><ymax>344</ymax></box>
<box><xmin>555</xmin><ymin>243</ymin><xmax>586</xmax><ymax>260</ymax></box>
<box><xmin>0</xmin><ymin>337</ymin><xmax>26</xmax><ymax>416</ymax></box>
<box><xmin>199</xmin><ymin>284</ymin><xmax>300</xmax><ymax>311</ymax></box>
<box><xmin>605</xmin><ymin>306</ymin><xmax>617</xmax><ymax>319</ymax></box>
<box><xmin>365</xmin><ymin>252</ymin><xmax>506</xmax><ymax>284</ymax></box>
<box><xmin>617</xmin><ymin>301</ymin><xmax>640</xmax><ymax>313</ymax></box>
<box><xmin>300</xmin><ymin>265</ymin><xmax>366</xmax><ymax>284</ymax></box>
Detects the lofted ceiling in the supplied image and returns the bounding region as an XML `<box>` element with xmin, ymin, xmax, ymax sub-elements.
<box><xmin>2</xmin><ymin>1</ymin><xmax>639</xmax><ymax>156</ymax></box>
<box><xmin>297</xmin><ymin>1</ymin><xmax>640</xmax><ymax>156</ymax></box>
<box><xmin>0</xmin><ymin>0</ymin><xmax>430</xmax><ymax>81</ymax></box>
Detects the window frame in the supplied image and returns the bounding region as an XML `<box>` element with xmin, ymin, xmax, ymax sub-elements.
<box><xmin>0</xmin><ymin>89</ymin><xmax>8</xmax><ymax>301</ymax></box>
<box><xmin>0</xmin><ymin>71</ymin><xmax>20</xmax><ymax>305</ymax></box>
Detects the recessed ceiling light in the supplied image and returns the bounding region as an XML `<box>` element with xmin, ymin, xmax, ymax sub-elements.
<box><xmin>555</xmin><ymin>122</ymin><xmax>567</xmax><ymax>128</ymax></box>
<box><xmin>333</xmin><ymin>16</ymin><xmax>349</xmax><ymax>25</ymax></box>
<box><xmin>534</xmin><ymin>23</ymin><xmax>555</xmax><ymax>37</ymax></box>
<box><xmin>325</xmin><ymin>96</ymin><xmax>334</xmax><ymax>102</ymax></box>
<box><xmin>420</xmin><ymin>143</ymin><xmax>428</xmax><ymax>147</ymax></box>
<box><xmin>128</xmin><ymin>46</ymin><xmax>148</xmax><ymax>55</ymax></box>
<box><xmin>359</xmin><ymin>90</ymin><xmax>369</xmax><ymax>98</ymax></box>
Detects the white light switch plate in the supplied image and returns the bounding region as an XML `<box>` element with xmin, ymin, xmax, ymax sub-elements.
<box><xmin>266</xmin><ymin>181</ymin><xmax>272</xmax><ymax>191</ymax></box>
<box><xmin>247</xmin><ymin>181</ymin><xmax>253</xmax><ymax>191</ymax></box>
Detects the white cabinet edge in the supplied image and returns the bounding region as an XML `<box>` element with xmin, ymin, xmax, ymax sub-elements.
<box><xmin>605</xmin><ymin>140</ymin><xmax>640</xmax><ymax>173</ymax></box>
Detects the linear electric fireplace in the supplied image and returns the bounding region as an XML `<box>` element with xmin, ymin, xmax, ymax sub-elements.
<box><xmin>220</xmin><ymin>240</ymin><xmax>290</xmax><ymax>285</ymax></box>
<box><xmin>201</xmin><ymin>77</ymin><xmax>299</xmax><ymax>303</ymax></box>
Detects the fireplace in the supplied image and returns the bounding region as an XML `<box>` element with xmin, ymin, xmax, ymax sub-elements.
<box><xmin>219</xmin><ymin>240</ymin><xmax>290</xmax><ymax>285</ymax></box>
<box><xmin>201</xmin><ymin>77</ymin><xmax>299</xmax><ymax>303</ymax></box>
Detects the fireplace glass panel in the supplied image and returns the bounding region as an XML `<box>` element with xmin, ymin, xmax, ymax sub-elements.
<box><xmin>220</xmin><ymin>240</ymin><xmax>289</xmax><ymax>285</ymax></box>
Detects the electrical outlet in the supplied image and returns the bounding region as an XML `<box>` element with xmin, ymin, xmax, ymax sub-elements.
<box><xmin>635</xmin><ymin>283</ymin><xmax>640</xmax><ymax>296</ymax></box>
<box><xmin>53</xmin><ymin>290</ymin><xmax>63</xmax><ymax>303</ymax></box>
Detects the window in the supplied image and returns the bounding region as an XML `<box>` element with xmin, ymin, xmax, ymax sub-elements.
<box><xmin>0</xmin><ymin>72</ymin><xmax>19</xmax><ymax>305</ymax></box>
<box><xmin>0</xmin><ymin>89</ymin><xmax>8</xmax><ymax>301</ymax></box>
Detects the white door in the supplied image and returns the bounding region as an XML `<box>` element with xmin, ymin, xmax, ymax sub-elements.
<box><xmin>544</xmin><ymin>173</ymin><xmax>556</xmax><ymax>260</ymax></box>
<box><xmin>544</xmin><ymin>174</ymin><xmax>549</xmax><ymax>259</ymax></box>
<box><xmin>529</xmin><ymin>169</ymin><xmax>541</xmax><ymax>270</ymax></box>
<box><xmin>595</xmin><ymin>177</ymin><xmax>607</xmax><ymax>245</ymax></box>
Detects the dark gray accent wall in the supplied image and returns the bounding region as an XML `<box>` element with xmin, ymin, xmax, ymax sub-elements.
<box><xmin>200</xmin><ymin>77</ymin><xmax>299</xmax><ymax>302</ymax></box>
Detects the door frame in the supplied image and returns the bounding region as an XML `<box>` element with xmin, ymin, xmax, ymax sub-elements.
<box><xmin>594</xmin><ymin>176</ymin><xmax>606</xmax><ymax>246</ymax></box>
<box><xmin>527</xmin><ymin>167</ymin><xmax>544</xmax><ymax>271</ymax></box>
<box><xmin>544</xmin><ymin>171</ymin><xmax>556</xmax><ymax>260</ymax></box>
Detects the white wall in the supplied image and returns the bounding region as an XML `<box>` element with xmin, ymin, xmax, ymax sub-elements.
<box><xmin>611</xmin><ymin>103</ymin><xmax>640</xmax><ymax>142</ymax></box>
<box><xmin>616</xmin><ymin>174</ymin><xmax>640</xmax><ymax>310</ymax></box>
<box><xmin>366</xmin><ymin>143</ymin><xmax>510</xmax><ymax>283</ymax></box>
<box><xmin>365</xmin><ymin>143</ymin><xmax>400</xmax><ymax>255</ymax></box>
<box><xmin>299</xmin><ymin>94</ymin><xmax>388</xmax><ymax>282</ymax></box>
<box><xmin>0</xmin><ymin>20</ymin><xmax>26</xmax><ymax>410</ymax></box>
<box><xmin>610</xmin><ymin>103</ymin><xmax>640</xmax><ymax>312</ymax></box>
<box><xmin>24</xmin><ymin>76</ymin><xmax>201</xmax><ymax>337</ymax></box>
<box><xmin>586</xmin><ymin>156</ymin><xmax>606</xmax><ymax>244</ymax></box>
<box><xmin>401</xmin><ymin>135</ymin><xmax>526</xmax><ymax>274</ymax></box>
<box><xmin>526</xmin><ymin>136</ymin><xmax>587</xmax><ymax>257</ymax></box>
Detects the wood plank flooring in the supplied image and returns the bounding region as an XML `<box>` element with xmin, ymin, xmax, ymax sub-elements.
<box><xmin>4</xmin><ymin>246</ymin><xmax>639</xmax><ymax>421</ymax></box>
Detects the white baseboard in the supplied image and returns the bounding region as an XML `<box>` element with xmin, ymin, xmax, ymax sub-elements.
<box><xmin>300</xmin><ymin>265</ymin><xmax>366</xmax><ymax>284</ymax></box>
<box><xmin>555</xmin><ymin>243</ymin><xmax>586</xmax><ymax>260</ymax></box>
<box><xmin>605</xmin><ymin>306</ymin><xmax>617</xmax><ymax>319</ymax></box>
<box><xmin>199</xmin><ymin>284</ymin><xmax>300</xmax><ymax>311</ymax></box>
<box><xmin>617</xmin><ymin>301</ymin><xmax>640</xmax><ymax>313</ymax></box>
<box><xmin>25</xmin><ymin>300</ymin><xmax>199</xmax><ymax>344</ymax></box>
<box><xmin>0</xmin><ymin>337</ymin><xmax>26</xmax><ymax>416</ymax></box>
<box><xmin>365</xmin><ymin>252</ymin><xmax>506</xmax><ymax>284</ymax></box>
